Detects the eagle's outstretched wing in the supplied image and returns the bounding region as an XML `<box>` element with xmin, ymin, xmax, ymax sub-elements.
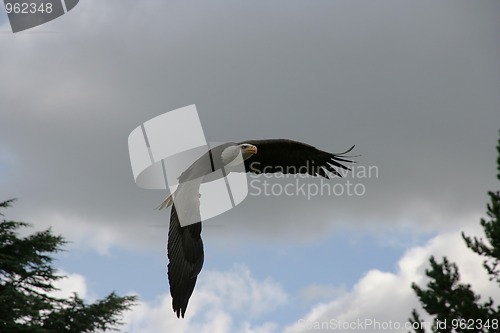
<box><xmin>240</xmin><ymin>139</ymin><xmax>355</xmax><ymax>178</ymax></box>
<box><xmin>167</xmin><ymin>204</ymin><xmax>204</xmax><ymax>318</ymax></box>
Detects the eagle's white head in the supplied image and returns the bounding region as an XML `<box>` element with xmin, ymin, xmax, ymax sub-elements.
<box><xmin>221</xmin><ymin>143</ymin><xmax>257</xmax><ymax>167</ymax></box>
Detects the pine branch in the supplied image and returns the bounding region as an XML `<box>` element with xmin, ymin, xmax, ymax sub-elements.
<box><xmin>0</xmin><ymin>200</ymin><xmax>137</xmax><ymax>332</ymax></box>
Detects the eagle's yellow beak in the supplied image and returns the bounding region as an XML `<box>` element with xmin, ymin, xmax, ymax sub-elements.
<box><xmin>245</xmin><ymin>145</ymin><xmax>258</xmax><ymax>155</ymax></box>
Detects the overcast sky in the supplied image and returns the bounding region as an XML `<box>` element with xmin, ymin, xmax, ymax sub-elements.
<box><xmin>1</xmin><ymin>1</ymin><xmax>500</xmax><ymax>332</ymax></box>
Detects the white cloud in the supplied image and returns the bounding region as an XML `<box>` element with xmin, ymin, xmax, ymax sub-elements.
<box><xmin>298</xmin><ymin>284</ymin><xmax>347</xmax><ymax>304</ymax></box>
<box><xmin>49</xmin><ymin>270</ymin><xmax>88</xmax><ymax>300</ymax></box>
<box><xmin>123</xmin><ymin>264</ymin><xmax>286</xmax><ymax>333</ymax></box>
<box><xmin>283</xmin><ymin>221</ymin><xmax>500</xmax><ymax>333</ymax></box>
<box><xmin>196</xmin><ymin>264</ymin><xmax>288</xmax><ymax>318</ymax></box>
<box><xmin>35</xmin><ymin>264</ymin><xmax>283</xmax><ymax>333</ymax></box>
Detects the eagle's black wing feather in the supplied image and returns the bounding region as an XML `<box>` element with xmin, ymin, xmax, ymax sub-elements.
<box><xmin>167</xmin><ymin>204</ymin><xmax>204</xmax><ymax>318</ymax></box>
<box><xmin>240</xmin><ymin>139</ymin><xmax>355</xmax><ymax>178</ymax></box>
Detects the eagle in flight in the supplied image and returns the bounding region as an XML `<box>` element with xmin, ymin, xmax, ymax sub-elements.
<box><xmin>159</xmin><ymin>139</ymin><xmax>356</xmax><ymax>318</ymax></box>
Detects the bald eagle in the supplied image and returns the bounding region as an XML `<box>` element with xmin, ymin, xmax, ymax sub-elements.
<box><xmin>159</xmin><ymin>139</ymin><xmax>355</xmax><ymax>318</ymax></box>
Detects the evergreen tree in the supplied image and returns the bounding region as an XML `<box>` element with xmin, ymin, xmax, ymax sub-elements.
<box><xmin>410</xmin><ymin>131</ymin><xmax>500</xmax><ymax>332</ymax></box>
<box><xmin>0</xmin><ymin>199</ymin><xmax>137</xmax><ymax>333</ymax></box>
